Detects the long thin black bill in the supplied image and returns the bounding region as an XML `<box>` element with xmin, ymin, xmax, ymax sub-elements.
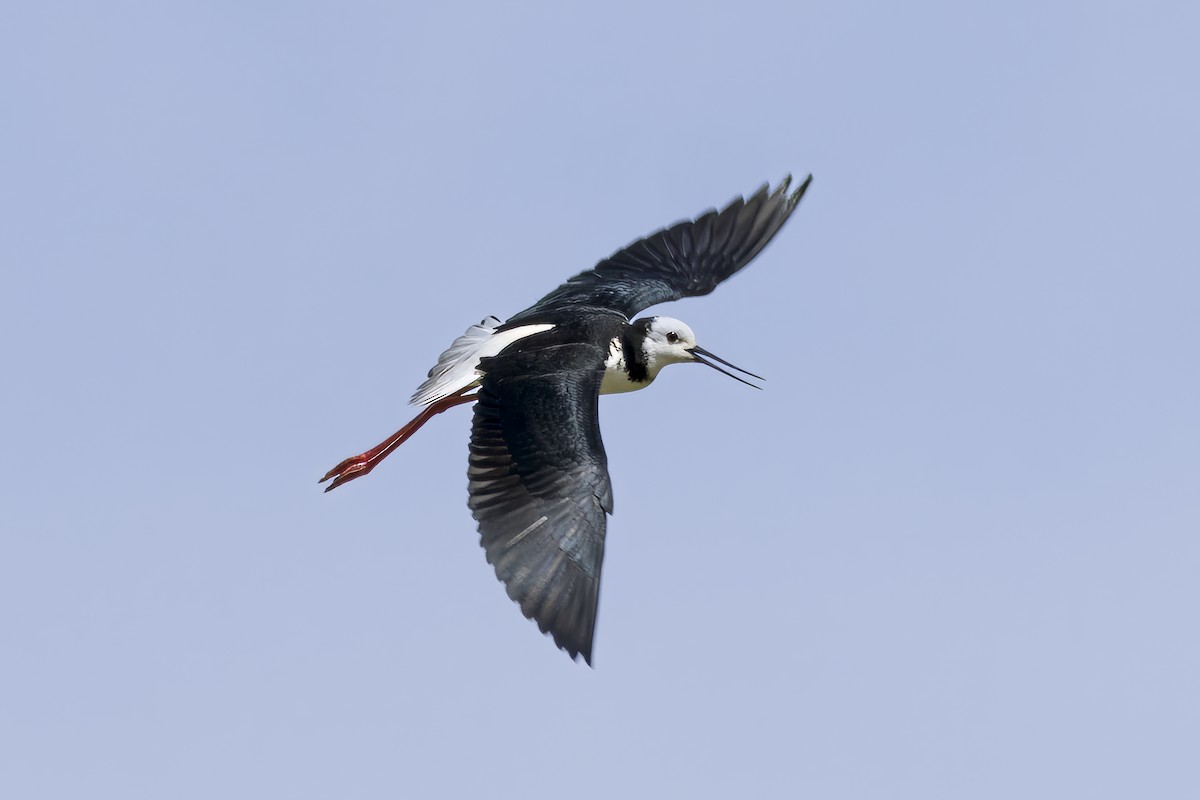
<box><xmin>692</xmin><ymin>346</ymin><xmax>765</xmax><ymax>381</ymax></box>
<box><xmin>691</xmin><ymin>346</ymin><xmax>764</xmax><ymax>390</ymax></box>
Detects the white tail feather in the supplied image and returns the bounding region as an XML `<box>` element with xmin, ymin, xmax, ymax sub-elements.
<box><xmin>410</xmin><ymin>317</ymin><xmax>554</xmax><ymax>407</ymax></box>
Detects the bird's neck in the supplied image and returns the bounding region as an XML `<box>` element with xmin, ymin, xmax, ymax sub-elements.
<box><xmin>600</xmin><ymin>333</ymin><xmax>658</xmax><ymax>395</ymax></box>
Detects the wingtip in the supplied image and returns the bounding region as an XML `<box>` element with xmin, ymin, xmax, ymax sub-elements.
<box><xmin>571</xmin><ymin>642</ymin><xmax>595</xmax><ymax>667</ymax></box>
<box><xmin>556</xmin><ymin>631</ymin><xmax>595</xmax><ymax>666</ymax></box>
<box><xmin>765</xmin><ymin>173</ymin><xmax>811</xmax><ymax>208</ymax></box>
<box><xmin>785</xmin><ymin>173</ymin><xmax>813</xmax><ymax>209</ymax></box>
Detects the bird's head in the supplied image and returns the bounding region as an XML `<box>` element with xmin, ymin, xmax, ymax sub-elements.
<box><xmin>636</xmin><ymin>316</ymin><xmax>763</xmax><ymax>389</ymax></box>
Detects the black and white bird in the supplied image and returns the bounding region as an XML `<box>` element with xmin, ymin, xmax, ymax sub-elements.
<box><xmin>322</xmin><ymin>174</ymin><xmax>812</xmax><ymax>663</ymax></box>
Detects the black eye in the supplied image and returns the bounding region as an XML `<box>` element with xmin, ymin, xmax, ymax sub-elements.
<box><xmin>666</xmin><ymin>331</ymin><xmax>679</xmax><ymax>343</ymax></box>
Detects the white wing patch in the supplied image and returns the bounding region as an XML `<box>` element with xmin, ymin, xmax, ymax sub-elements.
<box><xmin>410</xmin><ymin>317</ymin><xmax>555</xmax><ymax>407</ymax></box>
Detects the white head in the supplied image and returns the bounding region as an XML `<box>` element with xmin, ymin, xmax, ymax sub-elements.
<box><xmin>634</xmin><ymin>316</ymin><xmax>763</xmax><ymax>388</ymax></box>
<box><xmin>639</xmin><ymin>316</ymin><xmax>699</xmax><ymax>367</ymax></box>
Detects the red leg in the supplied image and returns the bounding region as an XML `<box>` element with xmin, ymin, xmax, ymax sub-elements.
<box><xmin>320</xmin><ymin>390</ymin><xmax>477</xmax><ymax>492</ymax></box>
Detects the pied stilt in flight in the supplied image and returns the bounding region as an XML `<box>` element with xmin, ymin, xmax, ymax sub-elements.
<box><xmin>322</xmin><ymin>174</ymin><xmax>812</xmax><ymax>663</ymax></box>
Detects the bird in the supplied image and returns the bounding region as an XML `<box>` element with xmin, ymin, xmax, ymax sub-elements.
<box><xmin>321</xmin><ymin>174</ymin><xmax>812</xmax><ymax>664</ymax></box>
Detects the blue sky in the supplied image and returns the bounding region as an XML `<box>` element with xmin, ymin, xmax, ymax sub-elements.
<box><xmin>3</xmin><ymin>2</ymin><xmax>1198</xmax><ymax>797</ymax></box>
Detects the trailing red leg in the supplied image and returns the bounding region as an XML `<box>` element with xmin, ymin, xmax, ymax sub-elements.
<box><xmin>320</xmin><ymin>390</ymin><xmax>477</xmax><ymax>492</ymax></box>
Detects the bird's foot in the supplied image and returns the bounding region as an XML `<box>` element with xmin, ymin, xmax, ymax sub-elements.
<box><xmin>320</xmin><ymin>454</ymin><xmax>376</xmax><ymax>492</ymax></box>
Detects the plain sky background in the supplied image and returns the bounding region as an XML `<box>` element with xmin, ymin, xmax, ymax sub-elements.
<box><xmin>3</xmin><ymin>2</ymin><xmax>1198</xmax><ymax>797</ymax></box>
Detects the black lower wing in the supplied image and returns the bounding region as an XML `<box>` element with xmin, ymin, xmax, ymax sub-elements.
<box><xmin>507</xmin><ymin>174</ymin><xmax>811</xmax><ymax>323</ymax></box>
<box><xmin>467</xmin><ymin>340</ymin><xmax>613</xmax><ymax>664</ymax></box>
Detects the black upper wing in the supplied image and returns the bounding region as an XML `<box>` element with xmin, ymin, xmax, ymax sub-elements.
<box><xmin>467</xmin><ymin>337</ymin><xmax>613</xmax><ymax>664</ymax></box>
<box><xmin>507</xmin><ymin>174</ymin><xmax>811</xmax><ymax>324</ymax></box>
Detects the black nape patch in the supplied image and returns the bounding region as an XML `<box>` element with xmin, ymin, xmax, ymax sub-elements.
<box><xmin>620</xmin><ymin>323</ymin><xmax>651</xmax><ymax>383</ymax></box>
